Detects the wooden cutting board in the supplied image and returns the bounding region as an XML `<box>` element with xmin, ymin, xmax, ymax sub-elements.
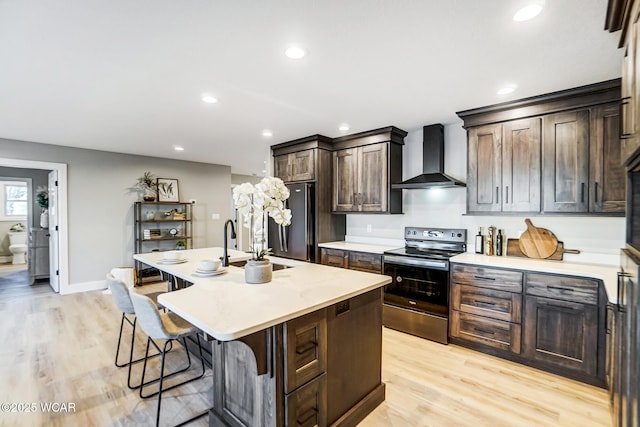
<box><xmin>518</xmin><ymin>218</ymin><xmax>558</xmax><ymax>259</ymax></box>
<box><xmin>507</xmin><ymin>238</ymin><xmax>580</xmax><ymax>260</ymax></box>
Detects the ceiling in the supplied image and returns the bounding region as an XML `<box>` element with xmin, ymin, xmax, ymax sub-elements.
<box><xmin>0</xmin><ymin>0</ymin><xmax>624</xmax><ymax>176</ymax></box>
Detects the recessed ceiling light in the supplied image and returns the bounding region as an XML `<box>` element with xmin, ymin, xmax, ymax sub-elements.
<box><xmin>285</xmin><ymin>46</ymin><xmax>307</xmax><ymax>59</ymax></box>
<box><xmin>338</xmin><ymin>124</ymin><xmax>350</xmax><ymax>131</ymax></box>
<box><xmin>497</xmin><ymin>86</ymin><xmax>516</xmax><ymax>95</ymax></box>
<box><xmin>513</xmin><ymin>3</ymin><xmax>543</xmax><ymax>21</ymax></box>
<box><xmin>201</xmin><ymin>94</ymin><xmax>218</xmax><ymax>104</ymax></box>
<box><xmin>173</xmin><ymin>145</ymin><xmax>184</xmax><ymax>152</ymax></box>
<box><xmin>262</xmin><ymin>130</ymin><xmax>273</xmax><ymax>137</ymax></box>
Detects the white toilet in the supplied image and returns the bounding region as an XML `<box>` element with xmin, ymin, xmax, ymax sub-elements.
<box><xmin>8</xmin><ymin>231</ymin><xmax>27</xmax><ymax>264</ymax></box>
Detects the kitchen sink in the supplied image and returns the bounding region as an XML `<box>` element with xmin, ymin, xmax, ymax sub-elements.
<box><xmin>229</xmin><ymin>260</ymin><xmax>291</xmax><ymax>271</ymax></box>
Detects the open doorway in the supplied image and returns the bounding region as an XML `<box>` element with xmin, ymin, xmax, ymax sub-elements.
<box><xmin>0</xmin><ymin>158</ymin><xmax>68</xmax><ymax>294</ymax></box>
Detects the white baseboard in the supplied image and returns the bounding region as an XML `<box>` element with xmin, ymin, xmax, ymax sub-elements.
<box><xmin>0</xmin><ymin>255</ymin><xmax>13</xmax><ymax>263</ymax></box>
<box><xmin>60</xmin><ymin>279</ymin><xmax>108</xmax><ymax>295</ymax></box>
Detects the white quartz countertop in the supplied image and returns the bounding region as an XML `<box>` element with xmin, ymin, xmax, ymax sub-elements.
<box><xmin>318</xmin><ymin>241</ymin><xmax>402</xmax><ymax>254</ymax></box>
<box><xmin>451</xmin><ymin>253</ymin><xmax>620</xmax><ymax>304</ymax></box>
<box><xmin>135</xmin><ymin>248</ymin><xmax>390</xmax><ymax>341</ymax></box>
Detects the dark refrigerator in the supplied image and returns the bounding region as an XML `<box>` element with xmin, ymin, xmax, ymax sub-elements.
<box><xmin>268</xmin><ymin>182</ymin><xmax>314</xmax><ymax>262</ymax></box>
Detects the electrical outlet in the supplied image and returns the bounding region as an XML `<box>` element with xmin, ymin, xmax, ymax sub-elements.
<box><xmin>366</xmin><ymin>224</ymin><xmax>372</xmax><ymax>233</ymax></box>
<box><xmin>189</xmin><ymin>199</ymin><xmax>196</xmax><ymax>204</ymax></box>
<box><xmin>211</xmin><ymin>213</ymin><xmax>220</xmax><ymax>220</ymax></box>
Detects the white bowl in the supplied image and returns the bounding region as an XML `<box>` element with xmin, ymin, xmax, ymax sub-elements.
<box><xmin>198</xmin><ymin>259</ymin><xmax>220</xmax><ymax>271</ymax></box>
<box><xmin>163</xmin><ymin>251</ymin><xmax>180</xmax><ymax>261</ymax></box>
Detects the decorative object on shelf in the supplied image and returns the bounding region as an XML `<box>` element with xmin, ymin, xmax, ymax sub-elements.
<box><xmin>176</xmin><ymin>240</ymin><xmax>186</xmax><ymax>250</ymax></box>
<box><xmin>132</xmin><ymin>171</ymin><xmax>174</xmax><ymax>202</ymax></box>
<box><xmin>9</xmin><ymin>223</ymin><xmax>24</xmax><ymax>232</ymax></box>
<box><xmin>157</xmin><ymin>178</ymin><xmax>179</xmax><ymax>202</ymax></box>
<box><xmin>144</xmin><ymin>210</ymin><xmax>155</xmax><ymax>220</ymax></box>
<box><xmin>233</xmin><ymin>176</ymin><xmax>292</xmax><ymax>284</ymax></box>
<box><xmin>35</xmin><ymin>185</ymin><xmax>49</xmax><ymax>228</ymax></box>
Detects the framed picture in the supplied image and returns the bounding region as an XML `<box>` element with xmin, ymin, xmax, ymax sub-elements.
<box><xmin>157</xmin><ymin>178</ymin><xmax>179</xmax><ymax>202</ymax></box>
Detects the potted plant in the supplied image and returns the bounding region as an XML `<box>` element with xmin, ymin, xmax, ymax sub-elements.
<box><xmin>175</xmin><ymin>240</ymin><xmax>186</xmax><ymax>250</ymax></box>
<box><xmin>35</xmin><ymin>185</ymin><xmax>49</xmax><ymax>228</ymax></box>
<box><xmin>233</xmin><ymin>176</ymin><xmax>291</xmax><ymax>284</ymax></box>
<box><xmin>134</xmin><ymin>171</ymin><xmax>173</xmax><ymax>202</ymax></box>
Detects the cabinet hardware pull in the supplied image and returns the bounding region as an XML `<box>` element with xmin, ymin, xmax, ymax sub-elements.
<box><xmin>581</xmin><ymin>182</ymin><xmax>585</xmax><ymax>203</ymax></box>
<box><xmin>295</xmin><ymin>341</ymin><xmax>317</xmax><ymax>355</ymax></box>
<box><xmin>506</xmin><ymin>186</ymin><xmax>509</xmax><ymax>204</ymax></box>
<box><xmin>595</xmin><ymin>182</ymin><xmax>598</xmax><ymax>204</ymax></box>
<box><xmin>547</xmin><ymin>285</ymin><xmax>574</xmax><ymax>293</ymax></box>
<box><xmin>474</xmin><ymin>300</ymin><xmax>496</xmax><ymax>306</ymax></box>
<box><xmin>473</xmin><ymin>327</ymin><xmax>495</xmax><ymax>335</ymax></box>
<box><xmin>474</xmin><ymin>276</ymin><xmax>496</xmax><ymax>281</ymax></box>
<box><xmin>496</xmin><ymin>186</ymin><xmax>499</xmax><ymax>203</ymax></box>
<box><xmin>297</xmin><ymin>408</ymin><xmax>318</xmax><ymax>425</ymax></box>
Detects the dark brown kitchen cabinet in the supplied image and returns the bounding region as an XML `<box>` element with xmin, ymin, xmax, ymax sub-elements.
<box><xmin>333</xmin><ymin>143</ymin><xmax>388</xmax><ymax>213</ymax></box>
<box><xmin>467</xmin><ymin>120</ymin><xmax>541</xmax><ymax>213</ymax></box>
<box><xmin>319</xmin><ymin>247</ymin><xmax>382</xmax><ymax>274</ymax></box>
<box><xmin>458</xmin><ymin>79</ymin><xmax>623</xmax><ymax>216</ymax></box>
<box><xmin>591</xmin><ymin>103</ymin><xmax>626</xmax><ymax>213</ymax></box>
<box><xmin>274</xmin><ymin>150</ymin><xmax>315</xmax><ymax>182</ymax></box>
<box><xmin>523</xmin><ymin>273</ymin><xmax>601</xmax><ymax>380</ymax></box>
<box><xmin>331</xmin><ymin>126</ymin><xmax>405</xmax><ymax>214</ymax></box>
<box><xmin>542</xmin><ymin>110</ymin><xmax>591</xmax><ymax>212</ymax></box>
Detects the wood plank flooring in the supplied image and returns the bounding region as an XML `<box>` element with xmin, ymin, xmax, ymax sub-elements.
<box><xmin>0</xmin><ymin>276</ymin><xmax>612</xmax><ymax>427</ymax></box>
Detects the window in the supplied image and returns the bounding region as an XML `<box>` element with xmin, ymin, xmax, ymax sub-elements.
<box><xmin>2</xmin><ymin>181</ymin><xmax>27</xmax><ymax>220</ymax></box>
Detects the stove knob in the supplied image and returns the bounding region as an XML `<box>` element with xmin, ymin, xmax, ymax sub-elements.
<box><xmin>457</xmin><ymin>233</ymin><xmax>462</xmax><ymax>237</ymax></box>
<box><xmin>396</xmin><ymin>276</ymin><xmax>403</xmax><ymax>283</ymax></box>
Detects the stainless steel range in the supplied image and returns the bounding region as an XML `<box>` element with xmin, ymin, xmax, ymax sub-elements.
<box><xmin>383</xmin><ymin>227</ymin><xmax>467</xmax><ymax>344</ymax></box>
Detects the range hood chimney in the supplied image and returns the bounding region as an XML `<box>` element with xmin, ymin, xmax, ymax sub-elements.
<box><xmin>392</xmin><ymin>124</ymin><xmax>466</xmax><ymax>189</ymax></box>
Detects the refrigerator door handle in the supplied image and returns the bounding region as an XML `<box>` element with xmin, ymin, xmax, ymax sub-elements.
<box><xmin>282</xmin><ymin>224</ymin><xmax>288</xmax><ymax>252</ymax></box>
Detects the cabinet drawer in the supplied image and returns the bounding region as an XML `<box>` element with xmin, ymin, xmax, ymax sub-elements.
<box><xmin>284</xmin><ymin>309</ymin><xmax>327</xmax><ymax>394</ymax></box>
<box><xmin>451</xmin><ymin>283</ymin><xmax>522</xmax><ymax>323</ymax></box>
<box><xmin>348</xmin><ymin>251</ymin><xmax>382</xmax><ymax>274</ymax></box>
<box><xmin>525</xmin><ymin>273</ymin><xmax>598</xmax><ymax>305</ymax></box>
<box><xmin>320</xmin><ymin>248</ymin><xmax>348</xmax><ymax>269</ymax></box>
<box><xmin>451</xmin><ymin>264</ymin><xmax>523</xmax><ymax>292</ymax></box>
<box><xmin>285</xmin><ymin>373</ymin><xmax>326</xmax><ymax>427</ymax></box>
<box><xmin>450</xmin><ymin>310</ymin><xmax>521</xmax><ymax>354</ymax></box>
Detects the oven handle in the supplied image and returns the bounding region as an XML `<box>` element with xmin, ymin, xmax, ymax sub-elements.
<box><xmin>383</xmin><ymin>255</ymin><xmax>449</xmax><ymax>271</ymax></box>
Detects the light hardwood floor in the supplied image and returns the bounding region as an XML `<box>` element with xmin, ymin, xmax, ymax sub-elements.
<box><xmin>0</xmin><ymin>277</ymin><xmax>612</xmax><ymax>427</ymax></box>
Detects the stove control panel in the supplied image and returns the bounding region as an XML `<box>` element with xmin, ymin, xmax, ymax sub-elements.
<box><xmin>404</xmin><ymin>227</ymin><xmax>467</xmax><ymax>243</ymax></box>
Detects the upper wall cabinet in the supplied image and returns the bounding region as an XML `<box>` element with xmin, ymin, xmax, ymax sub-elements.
<box><xmin>331</xmin><ymin>126</ymin><xmax>406</xmax><ymax>214</ymax></box>
<box><xmin>458</xmin><ymin>79</ymin><xmax>624</xmax><ymax>216</ymax></box>
<box><xmin>274</xmin><ymin>150</ymin><xmax>316</xmax><ymax>182</ymax></box>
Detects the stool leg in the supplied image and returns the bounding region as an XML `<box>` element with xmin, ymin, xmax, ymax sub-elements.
<box><xmin>114</xmin><ymin>313</ymin><xmax>127</xmax><ymax>367</ymax></box>
<box><xmin>155</xmin><ymin>340</ymin><xmax>172</xmax><ymax>427</ymax></box>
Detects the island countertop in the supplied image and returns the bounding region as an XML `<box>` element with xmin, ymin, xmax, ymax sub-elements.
<box><xmin>135</xmin><ymin>249</ymin><xmax>391</xmax><ymax>342</ymax></box>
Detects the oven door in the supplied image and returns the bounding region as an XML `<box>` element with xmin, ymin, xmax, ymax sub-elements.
<box><xmin>383</xmin><ymin>255</ymin><xmax>449</xmax><ymax>317</ymax></box>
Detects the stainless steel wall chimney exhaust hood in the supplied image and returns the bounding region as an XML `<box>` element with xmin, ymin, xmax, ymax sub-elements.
<box><xmin>392</xmin><ymin>124</ymin><xmax>466</xmax><ymax>189</ymax></box>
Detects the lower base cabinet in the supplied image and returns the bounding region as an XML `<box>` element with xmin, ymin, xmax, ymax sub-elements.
<box><xmin>209</xmin><ymin>289</ymin><xmax>384</xmax><ymax>427</ymax></box>
<box><xmin>450</xmin><ymin>263</ymin><xmax>606</xmax><ymax>388</ymax></box>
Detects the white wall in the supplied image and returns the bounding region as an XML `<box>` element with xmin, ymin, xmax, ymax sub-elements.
<box><xmin>0</xmin><ymin>137</ymin><xmax>232</xmax><ymax>290</ymax></box>
<box><xmin>346</xmin><ymin>122</ymin><xmax>626</xmax><ymax>266</ymax></box>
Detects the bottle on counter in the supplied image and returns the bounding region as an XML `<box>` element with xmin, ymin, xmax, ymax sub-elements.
<box><xmin>485</xmin><ymin>226</ymin><xmax>495</xmax><ymax>256</ymax></box>
<box><xmin>496</xmin><ymin>229</ymin><xmax>503</xmax><ymax>256</ymax></box>
<box><xmin>475</xmin><ymin>227</ymin><xmax>484</xmax><ymax>254</ymax></box>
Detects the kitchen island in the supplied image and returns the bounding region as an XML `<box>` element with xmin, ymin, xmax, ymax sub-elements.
<box><xmin>134</xmin><ymin>249</ymin><xmax>390</xmax><ymax>427</ymax></box>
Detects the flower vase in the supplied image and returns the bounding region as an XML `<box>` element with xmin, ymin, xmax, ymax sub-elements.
<box><xmin>244</xmin><ymin>260</ymin><xmax>272</xmax><ymax>284</ymax></box>
<box><xmin>40</xmin><ymin>209</ymin><xmax>49</xmax><ymax>228</ymax></box>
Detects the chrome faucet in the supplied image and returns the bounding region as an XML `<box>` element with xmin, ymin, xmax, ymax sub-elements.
<box><xmin>222</xmin><ymin>219</ymin><xmax>237</xmax><ymax>267</ymax></box>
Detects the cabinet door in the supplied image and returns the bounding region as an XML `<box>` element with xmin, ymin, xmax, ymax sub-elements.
<box><xmin>524</xmin><ymin>295</ymin><xmax>598</xmax><ymax>376</ymax></box>
<box><xmin>542</xmin><ymin>110</ymin><xmax>590</xmax><ymax>212</ymax></box>
<box><xmin>502</xmin><ymin>118</ymin><xmax>541</xmax><ymax>212</ymax></box>
<box><xmin>333</xmin><ymin>149</ymin><xmax>358</xmax><ymax>212</ymax></box>
<box><xmin>320</xmin><ymin>248</ymin><xmax>348</xmax><ymax>269</ymax></box>
<box><xmin>274</xmin><ymin>154</ymin><xmax>291</xmax><ymax>181</ymax></box>
<box><xmin>348</xmin><ymin>251</ymin><xmax>382</xmax><ymax>274</ymax></box>
<box><xmin>284</xmin><ymin>309</ymin><xmax>327</xmax><ymax>394</ymax></box>
<box><xmin>590</xmin><ymin>103</ymin><xmax>625</xmax><ymax>213</ymax></box>
<box><xmin>291</xmin><ymin>150</ymin><xmax>315</xmax><ymax>182</ymax></box>
<box><xmin>467</xmin><ymin>124</ymin><xmax>502</xmax><ymax>212</ymax></box>
<box><xmin>358</xmin><ymin>143</ymin><xmax>388</xmax><ymax>212</ymax></box>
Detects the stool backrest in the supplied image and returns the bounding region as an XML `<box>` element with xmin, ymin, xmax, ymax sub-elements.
<box><xmin>107</xmin><ymin>273</ymin><xmax>135</xmax><ymax>315</ymax></box>
<box><xmin>129</xmin><ymin>290</ymin><xmax>171</xmax><ymax>340</ymax></box>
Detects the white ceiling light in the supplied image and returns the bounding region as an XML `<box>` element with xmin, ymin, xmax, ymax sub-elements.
<box><xmin>262</xmin><ymin>130</ymin><xmax>273</xmax><ymax>137</ymax></box>
<box><xmin>338</xmin><ymin>124</ymin><xmax>350</xmax><ymax>131</ymax></box>
<box><xmin>497</xmin><ymin>86</ymin><xmax>517</xmax><ymax>95</ymax></box>
<box><xmin>285</xmin><ymin>46</ymin><xmax>307</xmax><ymax>59</ymax></box>
<box><xmin>201</xmin><ymin>94</ymin><xmax>218</xmax><ymax>104</ymax></box>
<box><xmin>513</xmin><ymin>3</ymin><xmax>543</xmax><ymax>21</ymax></box>
<box><xmin>173</xmin><ymin>145</ymin><xmax>184</xmax><ymax>152</ymax></box>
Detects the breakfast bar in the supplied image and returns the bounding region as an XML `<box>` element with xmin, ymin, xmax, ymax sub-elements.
<box><xmin>134</xmin><ymin>249</ymin><xmax>391</xmax><ymax>427</ymax></box>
